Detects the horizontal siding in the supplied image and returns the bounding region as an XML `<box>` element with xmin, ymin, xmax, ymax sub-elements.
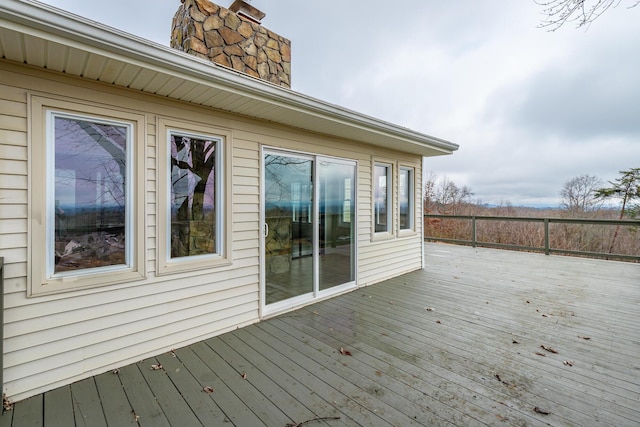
<box><xmin>0</xmin><ymin>60</ymin><xmax>428</xmax><ymax>403</ymax></box>
<box><xmin>0</xmin><ymin>77</ymin><xmax>29</xmax><ymax>331</ymax></box>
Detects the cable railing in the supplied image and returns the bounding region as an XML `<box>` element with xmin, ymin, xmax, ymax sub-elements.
<box><xmin>424</xmin><ymin>214</ymin><xmax>640</xmax><ymax>262</ymax></box>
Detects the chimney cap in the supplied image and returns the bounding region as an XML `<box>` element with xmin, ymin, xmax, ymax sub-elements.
<box><xmin>229</xmin><ymin>0</ymin><xmax>266</xmax><ymax>23</ymax></box>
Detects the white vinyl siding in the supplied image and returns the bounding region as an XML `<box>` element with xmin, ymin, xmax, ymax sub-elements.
<box><xmin>0</xmin><ymin>60</ymin><xmax>423</xmax><ymax>402</ymax></box>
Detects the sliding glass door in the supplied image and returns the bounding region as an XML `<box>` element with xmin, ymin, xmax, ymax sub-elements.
<box><xmin>318</xmin><ymin>159</ymin><xmax>355</xmax><ymax>290</ymax></box>
<box><xmin>263</xmin><ymin>151</ymin><xmax>356</xmax><ymax>310</ymax></box>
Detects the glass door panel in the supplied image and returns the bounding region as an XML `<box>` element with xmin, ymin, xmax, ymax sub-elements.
<box><xmin>264</xmin><ymin>153</ymin><xmax>313</xmax><ymax>305</ymax></box>
<box><xmin>319</xmin><ymin>160</ymin><xmax>356</xmax><ymax>290</ymax></box>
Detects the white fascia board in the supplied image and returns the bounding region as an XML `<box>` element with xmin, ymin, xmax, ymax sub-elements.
<box><xmin>1</xmin><ymin>0</ymin><xmax>458</xmax><ymax>155</ymax></box>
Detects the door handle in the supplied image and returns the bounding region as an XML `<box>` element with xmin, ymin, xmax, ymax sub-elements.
<box><xmin>263</xmin><ymin>222</ymin><xmax>269</xmax><ymax>238</ymax></box>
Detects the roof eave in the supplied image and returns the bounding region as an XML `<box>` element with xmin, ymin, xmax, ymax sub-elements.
<box><xmin>0</xmin><ymin>0</ymin><xmax>459</xmax><ymax>156</ymax></box>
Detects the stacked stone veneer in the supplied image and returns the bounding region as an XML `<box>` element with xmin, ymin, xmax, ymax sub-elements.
<box><xmin>171</xmin><ymin>0</ymin><xmax>291</xmax><ymax>88</ymax></box>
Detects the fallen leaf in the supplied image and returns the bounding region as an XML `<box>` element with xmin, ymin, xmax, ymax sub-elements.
<box><xmin>3</xmin><ymin>394</ymin><xmax>13</xmax><ymax>412</ymax></box>
<box><xmin>436</xmin><ymin>320</ymin><xmax>442</xmax><ymax>324</ymax></box>
<box><xmin>241</xmin><ymin>372</ymin><xmax>248</xmax><ymax>380</ymax></box>
<box><xmin>526</xmin><ymin>300</ymin><xmax>530</xmax><ymax>304</ymax></box>
<box><xmin>150</xmin><ymin>364</ymin><xmax>163</xmax><ymax>370</ymax></box>
<box><xmin>112</xmin><ymin>368</ymin><xmax>120</xmax><ymax>374</ymax></box>
<box><xmin>578</xmin><ymin>335</ymin><xmax>591</xmax><ymax>340</ymax></box>
<box><xmin>203</xmin><ymin>386</ymin><xmax>214</xmax><ymax>393</ymax></box>
<box><xmin>512</xmin><ymin>340</ymin><xmax>519</xmax><ymax>344</ymax></box>
<box><xmin>170</xmin><ymin>349</ymin><xmax>177</xmax><ymax>357</ymax></box>
<box><xmin>375</xmin><ymin>371</ymin><xmax>382</xmax><ymax>377</ymax></box>
<box><xmin>425</xmin><ymin>307</ymin><xmax>434</xmax><ymax>311</ymax></box>
<box><xmin>563</xmin><ymin>360</ymin><xmax>574</xmax><ymax>366</ymax></box>
<box><xmin>534</xmin><ymin>406</ymin><xmax>550</xmax><ymax>415</ymax></box>
<box><xmin>540</xmin><ymin>345</ymin><xmax>558</xmax><ymax>354</ymax></box>
<box><xmin>535</xmin><ymin>352</ymin><xmax>546</xmax><ymax>357</ymax></box>
<box><xmin>339</xmin><ymin>347</ymin><xmax>352</xmax><ymax>356</ymax></box>
<box><xmin>541</xmin><ymin>314</ymin><xmax>548</xmax><ymax>318</ymax></box>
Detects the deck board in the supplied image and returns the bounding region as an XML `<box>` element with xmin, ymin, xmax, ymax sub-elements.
<box><xmin>70</xmin><ymin>377</ymin><xmax>107</xmax><ymax>427</ymax></box>
<box><xmin>137</xmin><ymin>357</ymin><xmax>203</xmax><ymax>427</ymax></box>
<box><xmin>43</xmin><ymin>386</ymin><xmax>74</xmax><ymax>427</ymax></box>
<box><xmin>2</xmin><ymin>243</ymin><xmax>639</xmax><ymax>426</ymax></box>
<box><xmin>94</xmin><ymin>371</ymin><xmax>137</xmax><ymax>426</ymax></box>
<box><xmin>117</xmin><ymin>364</ymin><xmax>171</xmax><ymax>427</ymax></box>
<box><xmin>154</xmin><ymin>351</ymin><xmax>227</xmax><ymax>426</ymax></box>
<box><xmin>177</xmin><ymin>344</ymin><xmax>265</xmax><ymax>426</ymax></box>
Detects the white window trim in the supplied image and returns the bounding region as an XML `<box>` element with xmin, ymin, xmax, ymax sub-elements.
<box><xmin>156</xmin><ymin>117</ymin><xmax>232</xmax><ymax>276</ymax></box>
<box><xmin>398</xmin><ymin>165</ymin><xmax>416</xmax><ymax>235</ymax></box>
<box><xmin>372</xmin><ymin>159</ymin><xmax>394</xmax><ymax>240</ymax></box>
<box><xmin>29</xmin><ymin>95</ymin><xmax>146</xmax><ymax>296</ymax></box>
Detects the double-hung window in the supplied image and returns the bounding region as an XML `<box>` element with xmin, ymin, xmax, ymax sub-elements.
<box><xmin>29</xmin><ymin>96</ymin><xmax>145</xmax><ymax>296</ymax></box>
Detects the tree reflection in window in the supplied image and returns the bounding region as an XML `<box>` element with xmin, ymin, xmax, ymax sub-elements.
<box><xmin>170</xmin><ymin>133</ymin><xmax>218</xmax><ymax>258</ymax></box>
<box><xmin>53</xmin><ymin>116</ymin><xmax>128</xmax><ymax>273</ymax></box>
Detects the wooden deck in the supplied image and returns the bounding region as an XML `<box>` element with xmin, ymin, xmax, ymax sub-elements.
<box><xmin>2</xmin><ymin>243</ymin><xmax>639</xmax><ymax>426</ymax></box>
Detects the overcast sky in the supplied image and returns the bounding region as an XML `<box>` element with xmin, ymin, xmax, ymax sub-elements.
<box><xmin>38</xmin><ymin>0</ymin><xmax>640</xmax><ymax>207</ymax></box>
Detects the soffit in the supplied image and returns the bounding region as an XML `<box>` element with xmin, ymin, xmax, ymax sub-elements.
<box><xmin>0</xmin><ymin>0</ymin><xmax>458</xmax><ymax>157</ymax></box>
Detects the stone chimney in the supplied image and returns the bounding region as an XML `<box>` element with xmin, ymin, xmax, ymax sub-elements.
<box><xmin>171</xmin><ymin>0</ymin><xmax>291</xmax><ymax>88</ymax></box>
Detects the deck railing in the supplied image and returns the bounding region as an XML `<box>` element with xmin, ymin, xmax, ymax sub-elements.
<box><xmin>424</xmin><ymin>214</ymin><xmax>640</xmax><ymax>262</ymax></box>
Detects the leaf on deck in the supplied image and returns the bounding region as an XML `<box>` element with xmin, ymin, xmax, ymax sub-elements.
<box><xmin>540</xmin><ymin>345</ymin><xmax>558</xmax><ymax>354</ymax></box>
<box><xmin>339</xmin><ymin>347</ymin><xmax>352</xmax><ymax>356</ymax></box>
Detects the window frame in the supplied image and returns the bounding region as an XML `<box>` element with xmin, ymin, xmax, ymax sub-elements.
<box><xmin>398</xmin><ymin>165</ymin><xmax>416</xmax><ymax>233</ymax></box>
<box><xmin>29</xmin><ymin>95</ymin><xmax>146</xmax><ymax>296</ymax></box>
<box><xmin>372</xmin><ymin>160</ymin><xmax>394</xmax><ymax>238</ymax></box>
<box><xmin>156</xmin><ymin>117</ymin><xmax>232</xmax><ymax>275</ymax></box>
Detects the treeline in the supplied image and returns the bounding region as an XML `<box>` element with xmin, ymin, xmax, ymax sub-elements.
<box><xmin>423</xmin><ymin>170</ymin><xmax>640</xmax><ymax>260</ymax></box>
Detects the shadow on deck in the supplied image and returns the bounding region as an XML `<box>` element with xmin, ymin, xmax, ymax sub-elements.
<box><xmin>2</xmin><ymin>243</ymin><xmax>639</xmax><ymax>426</ymax></box>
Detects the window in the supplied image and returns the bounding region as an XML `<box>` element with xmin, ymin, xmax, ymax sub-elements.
<box><xmin>157</xmin><ymin>118</ymin><xmax>232</xmax><ymax>274</ymax></box>
<box><xmin>50</xmin><ymin>114</ymin><xmax>131</xmax><ymax>274</ymax></box>
<box><xmin>373</xmin><ymin>162</ymin><xmax>392</xmax><ymax>233</ymax></box>
<box><xmin>399</xmin><ymin>167</ymin><xmax>415</xmax><ymax>231</ymax></box>
<box><xmin>29</xmin><ymin>96</ymin><xmax>145</xmax><ymax>296</ymax></box>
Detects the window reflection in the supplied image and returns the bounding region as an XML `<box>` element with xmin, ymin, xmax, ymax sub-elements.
<box><xmin>374</xmin><ymin>164</ymin><xmax>391</xmax><ymax>233</ymax></box>
<box><xmin>170</xmin><ymin>133</ymin><xmax>218</xmax><ymax>258</ymax></box>
<box><xmin>399</xmin><ymin>167</ymin><xmax>414</xmax><ymax>230</ymax></box>
<box><xmin>53</xmin><ymin>116</ymin><xmax>128</xmax><ymax>273</ymax></box>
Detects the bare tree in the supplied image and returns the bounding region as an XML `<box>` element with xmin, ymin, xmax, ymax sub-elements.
<box><xmin>423</xmin><ymin>174</ymin><xmax>473</xmax><ymax>215</ymax></box>
<box><xmin>537</xmin><ymin>0</ymin><xmax>640</xmax><ymax>30</ymax></box>
<box><xmin>560</xmin><ymin>174</ymin><xmax>603</xmax><ymax>214</ymax></box>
